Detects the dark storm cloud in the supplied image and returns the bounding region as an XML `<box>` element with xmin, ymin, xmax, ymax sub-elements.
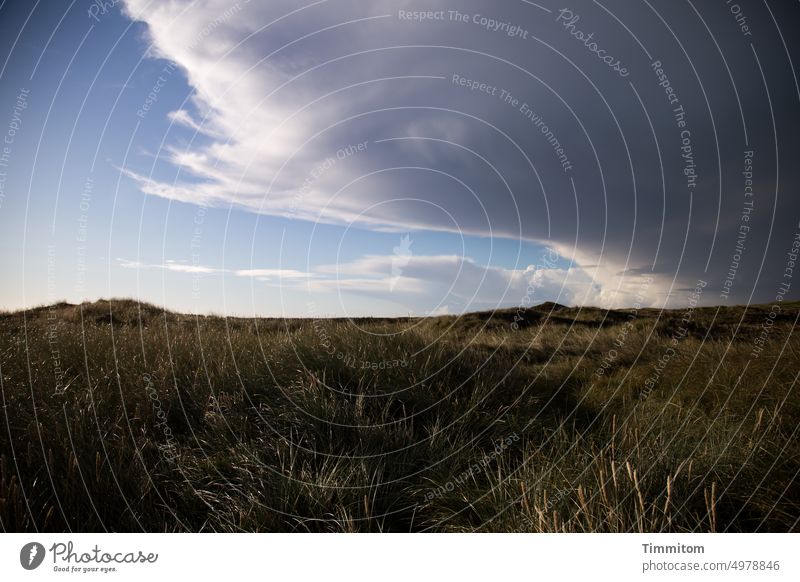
<box><xmin>121</xmin><ymin>0</ymin><xmax>800</xmax><ymax>307</ymax></box>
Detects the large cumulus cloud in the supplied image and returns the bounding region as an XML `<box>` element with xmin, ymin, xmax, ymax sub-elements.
<box><xmin>121</xmin><ymin>0</ymin><xmax>800</xmax><ymax>310</ymax></box>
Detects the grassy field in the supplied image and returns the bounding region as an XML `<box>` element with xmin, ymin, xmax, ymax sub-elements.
<box><xmin>1</xmin><ymin>298</ymin><xmax>798</xmax><ymax>532</ymax></box>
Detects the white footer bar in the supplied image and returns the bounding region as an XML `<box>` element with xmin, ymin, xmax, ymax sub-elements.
<box><xmin>1</xmin><ymin>533</ymin><xmax>796</xmax><ymax>581</ymax></box>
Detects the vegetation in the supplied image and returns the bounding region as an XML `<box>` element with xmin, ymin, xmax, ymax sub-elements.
<box><xmin>1</xmin><ymin>299</ymin><xmax>798</xmax><ymax>532</ymax></box>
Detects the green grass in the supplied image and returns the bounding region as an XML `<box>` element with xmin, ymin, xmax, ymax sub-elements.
<box><xmin>1</xmin><ymin>299</ymin><xmax>798</xmax><ymax>532</ymax></box>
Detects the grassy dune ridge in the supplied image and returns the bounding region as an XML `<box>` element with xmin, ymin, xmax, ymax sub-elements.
<box><xmin>1</xmin><ymin>299</ymin><xmax>798</xmax><ymax>532</ymax></box>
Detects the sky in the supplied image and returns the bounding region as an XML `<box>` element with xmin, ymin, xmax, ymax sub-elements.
<box><xmin>0</xmin><ymin>0</ymin><xmax>798</xmax><ymax>317</ymax></box>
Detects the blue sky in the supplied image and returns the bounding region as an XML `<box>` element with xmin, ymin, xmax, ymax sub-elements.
<box><xmin>1</xmin><ymin>1</ymin><xmax>798</xmax><ymax>316</ymax></box>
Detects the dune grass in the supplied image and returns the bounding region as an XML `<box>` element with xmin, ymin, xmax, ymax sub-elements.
<box><xmin>1</xmin><ymin>299</ymin><xmax>798</xmax><ymax>532</ymax></box>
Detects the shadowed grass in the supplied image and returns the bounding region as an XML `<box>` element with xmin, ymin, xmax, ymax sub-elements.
<box><xmin>1</xmin><ymin>299</ymin><xmax>798</xmax><ymax>531</ymax></box>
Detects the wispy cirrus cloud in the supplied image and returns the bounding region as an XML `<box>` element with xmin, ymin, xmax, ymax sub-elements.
<box><xmin>117</xmin><ymin>251</ymin><xmax>624</xmax><ymax>315</ymax></box>
<box><xmin>116</xmin><ymin>258</ymin><xmax>314</xmax><ymax>281</ymax></box>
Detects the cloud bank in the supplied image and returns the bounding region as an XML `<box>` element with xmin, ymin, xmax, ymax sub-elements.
<box><xmin>120</xmin><ymin>0</ymin><xmax>800</xmax><ymax>311</ymax></box>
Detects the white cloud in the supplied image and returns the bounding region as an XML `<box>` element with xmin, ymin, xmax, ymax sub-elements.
<box><xmin>117</xmin><ymin>0</ymin><xmax>696</xmax><ymax>308</ymax></box>
<box><xmin>234</xmin><ymin>268</ymin><xmax>313</xmax><ymax>280</ymax></box>
<box><xmin>427</xmin><ymin>305</ymin><xmax>451</xmax><ymax>316</ymax></box>
<box><xmin>116</xmin><ymin>258</ymin><xmax>313</xmax><ymax>281</ymax></box>
<box><xmin>115</xmin><ymin>246</ymin><xmax>664</xmax><ymax>313</ymax></box>
<box><xmin>308</xmin><ymin>253</ymin><xmax>597</xmax><ymax>312</ymax></box>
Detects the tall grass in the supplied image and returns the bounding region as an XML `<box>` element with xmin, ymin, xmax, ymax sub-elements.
<box><xmin>1</xmin><ymin>299</ymin><xmax>798</xmax><ymax>531</ymax></box>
